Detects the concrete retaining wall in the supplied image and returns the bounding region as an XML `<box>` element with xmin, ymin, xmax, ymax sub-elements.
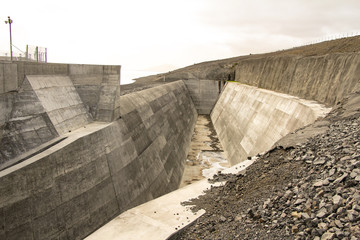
<box><xmin>0</xmin><ymin>62</ymin><xmax>121</xmax><ymax>167</ymax></box>
<box><xmin>69</xmin><ymin>64</ymin><xmax>121</xmax><ymax>121</ymax></box>
<box><xmin>183</xmin><ymin>79</ymin><xmax>225</xmax><ymax>114</ymax></box>
<box><xmin>0</xmin><ymin>61</ymin><xmax>121</xmax><ymax>121</ymax></box>
<box><xmin>211</xmin><ymin>82</ymin><xmax>330</xmax><ymax>165</ymax></box>
<box><xmin>0</xmin><ymin>80</ymin><xmax>197</xmax><ymax>240</ymax></box>
<box><xmin>234</xmin><ymin>53</ymin><xmax>360</xmax><ymax>106</ymax></box>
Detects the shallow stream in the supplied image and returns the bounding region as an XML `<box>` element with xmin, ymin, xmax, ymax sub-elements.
<box><xmin>179</xmin><ymin>115</ymin><xmax>230</xmax><ymax>187</ymax></box>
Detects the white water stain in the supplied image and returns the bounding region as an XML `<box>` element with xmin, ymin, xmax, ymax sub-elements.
<box><xmin>200</xmin><ymin>151</ymin><xmax>230</xmax><ymax>179</ymax></box>
<box><xmin>180</xmin><ymin>115</ymin><xmax>227</xmax><ymax>187</ymax></box>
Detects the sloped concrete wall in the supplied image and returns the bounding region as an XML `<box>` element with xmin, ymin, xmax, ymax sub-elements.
<box><xmin>211</xmin><ymin>83</ymin><xmax>330</xmax><ymax>165</ymax></box>
<box><xmin>113</xmin><ymin>80</ymin><xmax>197</xmax><ymax>209</ymax></box>
<box><xmin>0</xmin><ymin>80</ymin><xmax>197</xmax><ymax>240</ymax></box>
<box><xmin>0</xmin><ymin>62</ymin><xmax>121</xmax><ymax>121</ymax></box>
<box><xmin>26</xmin><ymin>75</ymin><xmax>91</xmax><ymax>135</ymax></box>
<box><xmin>0</xmin><ymin>77</ymin><xmax>59</xmax><ymax>164</ymax></box>
<box><xmin>0</xmin><ymin>75</ymin><xmax>92</xmax><ymax>166</ymax></box>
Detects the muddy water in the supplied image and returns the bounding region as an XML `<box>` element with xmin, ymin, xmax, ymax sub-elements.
<box><xmin>179</xmin><ymin>115</ymin><xmax>230</xmax><ymax>188</ymax></box>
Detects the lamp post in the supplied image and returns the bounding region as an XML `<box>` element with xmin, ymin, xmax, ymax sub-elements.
<box><xmin>5</xmin><ymin>16</ymin><xmax>13</xmax><ymax>61</ymax></box>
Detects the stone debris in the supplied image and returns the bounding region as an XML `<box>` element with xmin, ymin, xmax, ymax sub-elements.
<box><xmin>173</xmin><ymin>113</ymin><xmax>360</xmax><ymax>240</ymax></box>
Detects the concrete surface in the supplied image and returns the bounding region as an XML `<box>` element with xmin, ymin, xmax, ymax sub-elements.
<box><xmin>85</xmin><ymin>160</ymin><xmax>254</xmax><ymax>240</ymax></box>
<box><xmin>69</xmin><ymin>64</ymin><xmax>121</xmax><ymax>122</ymax></box>
<box><xmin>0</xmin><ymin>76</ymin><xmax>60</xmax><ymax>164</ymax></box>
<box><xmin>0</xmin><ymin>81</ymin><xmax>197</xmax><ymax>240</ymax></box>
<box><xmin>112</xmin><ymin>81</ymin><xmax>197</xmax><ymax>212</ymax></box>
<box><xmin>0</xmin><ymin>62</ymin><xmax>121</xmax><ymax>166</ymax></box>
<box><xmin>233</xmin><ymin>53</ymin><xmax>360</xmax><ymax>106</ymax></box>
<box><xmin>0</xmin><ymin>62</ymin><xmax>17</xmax><ymax>93</ymax></box>
<box><xmin>1</xmin><ymin>50</ymin><xmax>358</xmax><ymax>239</ymax></box>
<box><xmin>183</xmin><ymin>79</ymin><xmax>225</xmax><ymax>114</ymax></box>
<box><xmin>26</xmin><ymin>75</ymin><xmax>91</xmax><ymax>135</ymax></box>
<box><xmin>211</xmin><ymin>82</ymin><xmax>331</xmax><ymax>165</ymax></box>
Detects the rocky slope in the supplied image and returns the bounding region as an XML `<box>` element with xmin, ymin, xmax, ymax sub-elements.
<box><xmin>170</xmin><ymin>91</ymin><xmax>360</xmax><ymax>239</ymax></box>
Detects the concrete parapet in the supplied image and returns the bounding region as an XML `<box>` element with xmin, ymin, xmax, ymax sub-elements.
<box><xmin>0</xmin><ymin>80</ymin><xmax>197</xmax><ymax>240</ymax></box>
<box><xmin>211</xmin><ymin>82</ymin><xmax>331</xmax><ymax>165</ymax></box>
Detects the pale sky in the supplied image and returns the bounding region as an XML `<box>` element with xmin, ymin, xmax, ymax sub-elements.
<box><xmin>1</xmin><ymin>0</ymin><xmax>360</xmax><ymax>76</ymax></box>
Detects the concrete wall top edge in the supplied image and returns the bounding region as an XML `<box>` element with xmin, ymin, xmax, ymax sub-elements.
<box><xmin>119</xmin><ymin>80</ymin><xmax>185</xmax><ymax>115</ymax></box>
<box><xmin>223</xmin><ymin>82</ymin><xmax>331</xmax><ymax>118</ymax></box>
<box><xmin>0</xmin><ymin>122</ymin><xmax>111</xmax><ymax>178</ymax></box>
<box><xmin>1</xmin><ymin>61</ymin><xmax>121</xmax><ymax>94</ymax></box>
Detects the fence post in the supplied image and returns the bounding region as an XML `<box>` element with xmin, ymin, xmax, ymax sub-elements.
<box><xmin>36</xmin><ymin>46</ymin><xmax>38</xmax><ymax>62</ymax></box>
<box><xmin>26</xmin><ymin>45</ymin><xmax>28</xmax><ymax>60</ymax></box>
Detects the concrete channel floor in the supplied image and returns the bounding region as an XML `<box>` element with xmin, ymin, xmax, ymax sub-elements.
<box><xmin>85</xmin><ymin>160</ymin><xmax>255</xmax><ymax>240</ymax></box>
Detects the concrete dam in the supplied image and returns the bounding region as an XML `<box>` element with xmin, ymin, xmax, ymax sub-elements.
<box><xmin>0</xmin><ymin>50</ymin><xmax>359</xmax><ymax>239</ymax></box>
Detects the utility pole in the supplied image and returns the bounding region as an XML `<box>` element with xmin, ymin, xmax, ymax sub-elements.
<box><xmin>5</xmin><ymin>16</ymin><xmax>13</xmax><ymax>61</ymax></box>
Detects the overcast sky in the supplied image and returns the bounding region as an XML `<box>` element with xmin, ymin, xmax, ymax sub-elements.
<box><xmin>1</xmin><ymin>0</ymin><xmax>360</xmax><ymax>74</ymax></box>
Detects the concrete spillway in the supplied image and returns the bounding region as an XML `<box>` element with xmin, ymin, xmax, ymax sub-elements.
<box><xmin>86</xmin><ymin>82</ymin><xmax>330</xmax><ymax>240</ymax></box>
<box><xmin>1</xmin><ymin>51</ymin><xmax>357</xmax><ymax>240</ymax></box>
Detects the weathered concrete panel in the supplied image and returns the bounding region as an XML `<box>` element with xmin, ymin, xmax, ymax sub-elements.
<box><xmin>183</xmin><ymin>79</ymin><xmax>221</xmax><ymax>114</ymax></box>
<box><xmin>211</xmin><ymin>83</ymin><xmax>331</xmax><ymax>165</ymax></box>
<box><xmin>0</xmin><ymin>62</ymin><xmax>121</xmax><ymax>168</ymax></box>
<box><xmin>27</xmin><ymin>75</ymin><xmax>91</xmax><ymax>135</ymax></box>
<box><xmin>69</xmin><ymin>64</ymin><xmax>121</xmax><ymax>122</ymax></box>
<box><xmin>0</xmin><ymin>78</ymin><xmax>59</xmax><ymax>164</ymax></box>
<box><xmin>3</xmin><ymin>64</ymin><xmax>17</xmax><ymax>93</ymax></box>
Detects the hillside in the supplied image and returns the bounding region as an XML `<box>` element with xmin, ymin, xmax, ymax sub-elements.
<box><xmin>131</xmin><ymin>35</ymin><xmax>360</xmax><ymax>85</ymax></box>
<box><xmin>166</xmin><ymin>36</ymin><xmax>360</xmax><ymax>239</ymax></box>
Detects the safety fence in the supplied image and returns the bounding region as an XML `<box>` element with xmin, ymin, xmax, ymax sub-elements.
<box><xmin>0</xmin><ymin>44</ymin><xmax>47</xmax><ymax>62</ymax></box>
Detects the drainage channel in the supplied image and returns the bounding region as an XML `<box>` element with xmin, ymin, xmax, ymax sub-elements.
<box><xmin>180</xmin><ymin>114</ymin><xmax>230</xmax><ymax>188</ymax></box>
<box><xmin>86</xmin><ymin>115</ymin><xmax>254</xmax><ymax>240</ymax></box>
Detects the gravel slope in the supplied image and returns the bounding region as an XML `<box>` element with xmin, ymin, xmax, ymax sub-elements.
<box><xmin>171</xmin><ymin>91</ymin><xmax>360</xmax><ymax>240</ymax></box>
